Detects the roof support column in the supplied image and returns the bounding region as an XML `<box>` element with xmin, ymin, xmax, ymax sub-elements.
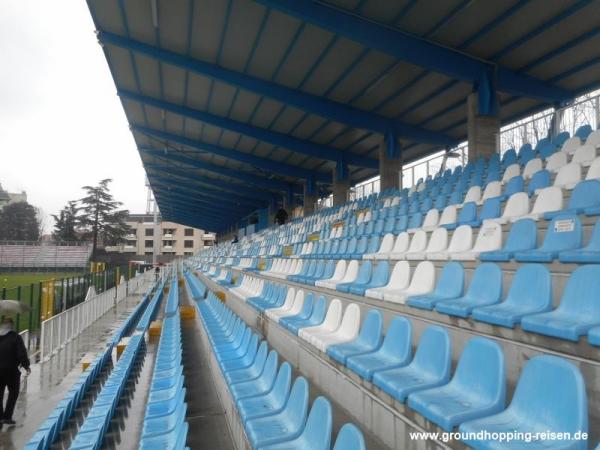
<box><xmin>332</xmin><ymin>160</ymin><xmax>350</xmax><ymax>207</ymax></box>
<box><xmin>268</xmin><ymin>197</ymin><xmax>278</xmax><ymax>227</ymax></box>
<box><xmin>379</xmin><ymin>131</ymin><xmax>402</xmax><ymax>192</ymax></box>
<box><xmin>303</xmin><ymin>176</ymin><xmax>318</xmax><ymax>216</ymax></box>
<box><xmin>467</xmin><ymin>70</ymin><xmax>500</xmax><ymax>162</ymax></box>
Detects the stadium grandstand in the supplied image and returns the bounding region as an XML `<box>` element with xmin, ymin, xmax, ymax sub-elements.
<box><xmin>12</xmin><ymin>1</ymin><xmax>600</xmax><ymax>450</ymax></box>
<box><xmin>0</xmin><ymin>241</ymin><xmax>93</xmax><ymax>270</ymax></box>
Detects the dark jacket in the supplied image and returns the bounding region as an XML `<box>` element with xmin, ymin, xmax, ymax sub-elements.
<box><xmin>0</xmin><ymin>331</ymin><xmax>30</xmax><ymax>371</ymax></box>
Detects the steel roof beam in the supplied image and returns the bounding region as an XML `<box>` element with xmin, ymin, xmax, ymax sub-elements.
<box><xmin>150</xmin><ymin>183</ymin><xmax>255</xmax><ymax>214</ymax></box>
<box><xmin>134</xmin><ymin>125</ymin><xmax>331</xmax><ymax>183</ymax></box>
<box><xmin>98</xmin><ymin>30</ymin><xmax>456</xmax><ymax>146</ymax></box>
<box><xmin>154</xmin><ymin>195</ymin><xmax>243</xmax><ymax>222</ymax></box>
<box><xmin>255</xmin><ymin>0</ymin><xmax>573</xmax><ymax>104</ymax></box>
<box><xmin>141</xmin><ymin>147</ymin><xmax>302</xmax><ymax>195</ymax></box>
<box><xmin>121</xmin><ymin>90</ymin><xmax>377</xmax><ymax>168</ymax></box>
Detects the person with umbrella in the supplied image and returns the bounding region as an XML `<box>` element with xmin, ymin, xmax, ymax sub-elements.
<box><xmin>0</xmin><ymin>314</ymin><xmax>30</xmax><ymax>425</ymax></box>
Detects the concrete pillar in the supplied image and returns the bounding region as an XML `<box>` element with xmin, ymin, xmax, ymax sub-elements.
<box><xmin>467</xmin><ymin>92</ymin><xmax>500</xmax><ymax>162</ymax></box>
<box><xmin>378</xmin><ymin>131</ymin><xmax>402</xmax><ymax>191</ymax></box>
<box><xmin>303</xmin><ymin>179</ymin><xmax>318</xmax><ymax>216</ymax></box>
<box><xmin>332</xmin><ymin>162</ymin><xmax>350</xmax><ymax>207</ymax></box>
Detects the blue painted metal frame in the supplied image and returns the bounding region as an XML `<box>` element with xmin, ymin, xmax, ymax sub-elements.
<box><xmin>133</xmin><ymin>124</ymin><xmax>331</xmax><ymax>183</ymax></box>
<box><xmin>255</xmin><ymin>0</ymin><xmax>572</xmax><ymax>103</ymax></box>
<box><xmin>98</xmin><ymin>31</ymin><xmax>456</xmax><ymax>146</ymax></box>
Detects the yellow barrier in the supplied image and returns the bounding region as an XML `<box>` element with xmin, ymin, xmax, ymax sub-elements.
<box><xmin>283</xmin><ymin>245</ymin><xmax>294</xmax><ymax>256</ymax></box>
<box><xmin>308</xmin><ymin>233</ymin><xmax>320</xmax><ymax>242</ymax></box>
<box><xmin>40</xmin><ymin>279</ymin><xmax>55</xmax><ymax>321</ymax></box>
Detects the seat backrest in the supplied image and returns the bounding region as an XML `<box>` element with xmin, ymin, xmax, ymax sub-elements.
<box><xmin>501</xmin><ymin>148</ymin><xmax>517</xmax><ymax>165</ymax></box>
<box><xmin>502</xmin><ymin>192</ymin><xmax>529</xmax><ymax>219</ymax></box>
<box><xmin>386</xmin><ymin>261</ymin><xmax>411</xmax><ymax>290</ymax></box>
<box><xmin>504</xmin><ymin>264</ymin><xmax>552</xmax><ymax>310</ymax></box>
<box><xmin>502</xmin><ymin>218</ymin><xmax>537</xmax><ymax>252</ymax></box>
<box><xmin>546</xmin><ymin>151</ymin><xmax>567</xmax><ymax>173</ymax></box>
<box><xmin>432</xmin><ymin>261</ymin><xmax>464</xmax><ymax>297</ymax></box>
<box><xmin>422</xmin><ymin>208</ymin><xmax>439</xmax><ymax>228</ymax></box>
<box><xmin>412</xmin><ymin>325</ymin><xmax>451</xmax><ymax>379</ymax></box>
<box><xmin>439</xmin><ymin>205</ymin><xmax>458</xmax><ymax>226</ymax></box>
<box><xmin>407</xmin><ymin>230</ymin><xmax>427</xmax><ymax>253</ymax></box>
<box><xmin>539</xmin><ymin>215</ymin><xmax>583</xmax><ymax>252</ymax></box>
<box><xmin>502</xmin><ymin>163</ymin><xmax>520</xmax><ymax>183</ymax></box>
<box><xmin>553</xmin><ymin>131</ymin><xmax>570</xmax><ymax>147</ymax></box>
<box><xmin>378</xmin><ymin>233</ymin><xmax>395</xmax><ymax>254</ymax></box>
<box><xmin>554</xmin><ymin>162</ymin><xmax>582</xmax><ymax>188</ymax></box>
<box><xmin>447</xmin><ymin>225</ymin><xmax>473</xmax><ymax>252</ymax></box>
<box><xmin>284</xmin><ymin>377</ymin><xmax>310</xmax><ymax>428</ymax></box>
<box><xmin>434</xmin><ymin>194</ymin><xmax>447</xmax><ymax>210</ymax></box>
<box><xmin>426</xmin><ymin>227</ymin><xmax>448</xmax><ymax>252</ymax></box>
<box><xmin>528</xmin><ymin>169</ymin><xmax>551</xmax><ymax>195</ymax></box>
<box><xmin>321</xmin><ymin>299</ymin><xmax>343</xmax><ymax>329</ymax></box>
<box><xmin>338</xmin><ymin>239</ymin><xmax>349</xmax><ymax>255</ymax></box>
<box><xmin>507</xmin><ymin>355</ymin><xmax>587</xmax><ymax>433</ymax></box>
<box><xmin>467</xmin><ymin>262</ymin><xmax>503</xmax><ymax>302</ymax></box>
<box><xmin>297</xmin><ymin>293</ymin><xmax>315</xmax><ymax>319</ymax></box>
<box><xmin>523</xmin><ymin>158</ymin><xmax>543</xmax><ymax>179</ymax></box>
<box><xmin>332</xmin><ymin>260</ymin><xmax>347</xmax><ymax>280</ymax></box>
<box><xmin>503</xmin><ymin>175</ymin><xmax>524</xmax><ymax>198</ymax></box>
<box><xmin>575</xmin><ymin>124</ymin><xmax>592</xmax><ymax>140</ymax></box>
<box><xmin>346</xmin><ymin>237</ymin><xmax>358</xmax><ymax>254</ymax></box>
<box><xmin>561</xmin><ymin>136</ymin><xmax>581</xmax><ymax>154</ymax></box>
<box><xmin>448</xmin><ymin>191</ymin><xmax>462</xmax><ymax>205</ymax></box>
<box><xmin>481</xmin><ymin>181</ymin><xmax>501</xmax><ymax>201</ymax></box>
<box><xmin>464</xmin><ymin>185</ymin><xmax>482</xmax><ymax>204</ymax></box>
<box><xmin>261</xmin><ymin>350</ymin><xmax>280</xmax><ymax>386</ymax></box>
<box><xmin>353</xmin><ymin>261</ymin><xmax>373</xmax><ymax>284</ymax></box>
<box><xmin>332</xmin><ymin>424</ymin><xmax>366</xmax><ymax>450</ymax></box>
<box><xmin>408</xmin><ymin>212</ymin><xmax>423</xmax><ymax>229</ymax></box>
<box><xmin>355</xmin><ymin>237</ymin><xmax>369</xmax><ymax>255</ymax></box>
<box><xmin>341</xmin><ymin>260</ymin><xmax>359</xmax><ymax>283</ymax></box>
<box><xmin>338</xmin><ymin>303</ymin><xmax>361</xmax><ymax>336</ymax></box>
<box><xmin>586</xmin><ymin>129</ymin><xmax>600</xmax><ymax>147</ymax></box>
<box><xmin>586</xmin><ymin>157</ymin><xmax>600</xmax><ymax>180</ymax></box>
<box><xmin>393</xmin><ymin>232</ymin><xmax>410</xmax><ymax>253</ymax></box>
<box><xmin>558</xmin><ymin>264</ymin><xmax>600</xmax><ymax>315</ymax></box>
<box><xmin>479</xmin><ymin>197</ymin><xmax>501</xmax><ymax>221</ymax></box>
<box><xmin>450</xmin><ymin>338</ymin><xmax>506</xmax><ymax>405</ymax></box>
<box><xmin>271</xmin><ymin>362</ymin><xmax>292</xmax><ymax>408</ymax></box>
<box><xmin>472</xmin><ymin>222</ymin><xmax>502</xmax><ymax>252</ymax></box>
<box><xmin>308</xmin><ymin>296</ymin><xmax>328</xmax><ymax>324</ymax></box>
<box><xmin>531</xmin><ymin>186</ymin><xmax>563</xmax><ymax>215</ymax></box>
<box><xmin>355</xmin><ymin>309</ymin><xmax>383</xmax><ymax>348</ymax></box>
<box><xmin>380</xmin><ymin>316</ymin><xmax>412</xmax><ymax>360</ymax></box>
<box><xmin>302</xmin><ymin>397</ymin><xmax>333</xmax><ymax>450</ymax></box>
<box><xmin>572</xmin><ymin>144</ymin><xmax>596</xmax><ymax>166</ymax></box>
<box><xmin>586</xmin><ymin>220</ymin><xmax>600</xmax><ymax>250</ymax></box>
<box><xmin>409</xmin><ymin>261</ymin><xmax>436</xmax><ymax>290</ymax></box>
<box><xmin>567</xmin><ymin>179</ymin><xmax>600</xmax><ymax>211</ymax></box>
<box><xmin>457</xmin><ymin>202</ymin><xmax>477</xmax><ymax>224</ymax></box>
<box><xmin>371</xmin><ymin>261</ymin><xmax>390</xmax><ymax>286</ymax></box>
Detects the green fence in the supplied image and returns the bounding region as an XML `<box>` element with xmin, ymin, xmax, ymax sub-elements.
<box><xmin>0</xmin><ymin>266</ymin><xmax>131</xmax><ymax>333</ymax></box>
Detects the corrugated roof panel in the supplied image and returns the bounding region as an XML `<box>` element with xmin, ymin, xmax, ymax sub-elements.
<box><xmin>155</xmin><ymin>0</ymin><xmax>190</xmax><ymax>54</ymax></box>
<box><xmin>402</xmin><ymin>82</ymin><xmax>472</xmax><ymax>125</ymax></box>
<box><xmin>89</xmin><ymin>0</ymin><xmax>125</xmax><ymax>35</ymax></box>
<box><xmin>122</xmin><ymin>0</ymin><xmax>154</xmax><ymax>43</ymax></box>
<box><xmin>560</xmin><ymin>65</ymin><xmax>600</xmax><ymax>92</ymax></box>
<box><xmin>189</xmin><ymin>0</ymin><xmax>230</xmax><ymax>63</ymax></box>
<box><xmin>395</xmin><ymin>0</ymin><xmax>462</xmax><ymax>36</ymax></box>
<box><xmin>206</xmin><ymin>80</ymin><xmax>238</xmax><ymax>117</ymax></box>
<box><xmin>249</xmin><ymin>97</ymin><xmax>285</xmax><ymax>129</ymax></box>
<box><xmin>105</xmin><ymin>46</ymin><xmax>140</xmax><ymax>92</ymax></box>
<box><xmin>227</xmin><ymin>90</ymin><xmax>262</xmax><ymax>123</ymax></box>
<box><xmin>288</xmin><ymin>115</ymin><xmax>328</xmax><ymax>140</ymax></box>
<box><xmin>347</xmin><ymin>0</ymin><xmax>407</xmax><ymax>25</ymax></box>
<box><xmin>199</xmin><ymin>123</ymin><xmax>224</xmax><ymax>144</ymax></box>
<box><xmin>217</xmin><ymin>130</ymin><xmax>242</xmax><ymax>148</ymax></box>
<box><xmin>184</xmin><ymin>72</ymin><xmax>212</xmax><ymax>110</ymax></box>
<box><xmin>165</xmin><ymin>110</ymin><xmax>184</xmax><ymax>132</ymax></box>
<box><xmin>161</xmin><ymin>64</ymin><xmax>186</xmax><ymax>103</ymax></box>
<box><xmin>269</xmin><ymin>106</ymin><xmax>306</xmax><ymax>135</ymax></box>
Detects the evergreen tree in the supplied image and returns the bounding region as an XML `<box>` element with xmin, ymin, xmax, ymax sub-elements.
<box><xmin>52</xmin><ymin>201</ymin><xmax>80</xmax><ymax>241</ymax></box>
<box><xmin>78</xmin><ymin>179</ymin><xmax>130</xmax><ymax>255</ymax></box>
<box><xmin>0</xmin><ymin>202</ymin><xmax>40</xmax><ymax>241</ymax></box>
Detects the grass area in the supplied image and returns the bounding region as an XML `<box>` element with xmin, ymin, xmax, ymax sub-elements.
<box><xmin>0</xmin><ymin>272</ymin><xmax>82</xmax><ymax>290</ymax></box>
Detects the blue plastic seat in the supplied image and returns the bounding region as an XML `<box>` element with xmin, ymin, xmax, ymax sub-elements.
<box><xmin>521</xmin><ymin>265</ymin><xmax>600</xmax><ymax>341</ymax></box>
<box><xmin>230</xmin><ymin>351</ymin><xmax>279</xmax><ymax>400</ymax></box>
<box><xmin>332</xmin><ymin>424</ymin><xmax>366</xmax><ymax>450</ymax></box>
<box><xmin>245</xmin><ymin>377</ymin><xmax>309</xmax><ymax>448</ymax></box>
<box><xmin>327</xmin><ymin>310</ymin><xmax>383</xmax><ymax>365</ymax></box>
<box><xmin>237</xmin><ymin>362</ymin><xmax>292</xmax><ymax>423</ymax></box>
<box><xmin>280</xmin><ymin>293</ymin><xmax>315</xmax><ymax>330</ymax></box>
<box><xmin>408</xmin><ymin>337</ymin><xmax>506</xmax><ymax>431</ymax></box>
<box><xmin>500</xmin><ymin>176</ymin><xmax>524</xmax><ymax>201</ymax></box>
<box><xmin>545</xmin><ymin>180</ymin><xmax>600</xmax><ymax>219</ymax></box>
<box><xmin>353</xmin><ymin>237</ymin><xmax>369</xmax><ymax>258</ymax></box>
<box><xmin>553</xmin><ymin>131</ymin><xmax>570</xmax><ymax>146</ymax></box>
<box><xmin>528</xmin><ymin>169</ymin><xmax>551</xmax><ymax>196</ymax></box>
<box><xmin>559</xmin><ymin>219</ymin><xmax>600</xmax><ymax>263</ymax></box>
<box><xmin>224</xmin><ymin>344</ymin><xmax>270</xmax><ymax>384</ymax></box>
<box><xmin>407</xmin><ymin>262</ymin><xmax>464</xmax><ymax>310</ymax></box>
<box><xmin>286</xmin><ymin>296</ymin><xmax>327</xmax><ymax>335</ymax></box>
<box><xmin>435</xmin><ymin>263</ymin><xmax>503</xmax><ymax>318</ymax></box>
<box><xmin>588</xmin><ymin>326</ymin><xmax>600</xmax><ymax>346</ymax></box>
<box><xmin>257</xmin><ymin>397</ymin><xmax>332</xmax><ymax>450</ymax></box>
<box><xmin>348</xmin><ymin>261</ymin><xmax>390</xmax><ymax>296</ymax></box>
<box><xmin>372</xmin><ymin>326</ymin><xmax>451</xmax><ymax>402</ymax></box>
<box><xmin>459</xmin><ymin>355</ymin><xmax>588</xmax><ymax>450</ymax></box>
<box><xmin>394</xmin><ymin>215</ymin><xmax>408</xmax><ymax>233</ymax></box>
<box><xmin>575</xmin><ymin>124</ymin><xmax>592</xmax><ymax>140</ymax></box>
<box><xmin>469</xmin><ymin>197</ymin><xmax>501</xmax><ymax>227</ymax></box>
<box><xmin>443</xmin><ymin>202</ymin><xmax>476</xmax><ymax>230</ymax></box>
<box><xmin>346</xmin><ymin>316</ymin><xmax>412</xmax><ymax>381</ymax></box>
<box><xmin>336</xmin><ymin>261</ymin><xmax>372</xmax><ymax>293</ymax></box>
<box><xmin>407</xmin><ymin>213</ymin><xmax>423</xmax><ymax>230</ymax></box>
<box><xmin>515</xmin><ymin>214</ymin><xmax>582</xmax><ymax>262</ymax></box>
<box><xmin>479</xmin><ymin>218</ymin><xmax>537</xmax><ymax>261</ymax></box>
<box><xmin>472</xmin><ymin>264</ymin><xmax>552</xmax><ymax>328</ymax></box>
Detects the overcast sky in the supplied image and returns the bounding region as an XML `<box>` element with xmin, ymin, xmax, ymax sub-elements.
<box><xmin>0</xmin><ymin>0</ymin><xmax>147</xmax><ymax>233</ymax></box>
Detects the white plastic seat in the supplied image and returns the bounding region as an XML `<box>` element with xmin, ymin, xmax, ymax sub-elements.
<box><xmin>561</xmin><ymin>136</ymin><xmax>581</xmax><ymax>154</ymax></box>
<box><xmin>546</xmin><ymin>152</ymin><xmax>568</xmax><ymax>173</ymax></box>
<box><xmin>299</xmin><ymin>299</ymin><xmax>342</xmax><ymax>342</ymax></box>
<box><xmin>367</xmin><ymin>233</ymin><xmax>395</xmax><ymax>260</ymax></box>
<box><xmin>586</xmin><ymin>157</ymin><xmax>600</xmax><ymax>180</ymax></box>
<box><xmin>268</xmin><ymin>290</ymin><xmax>305</xmax><ymax>323</ymax></box>
<box><xmin>365</xmin><ymin>261</ymin><xmax>410</xmax><ymax>300</ymax></box>
<box><xmin>382</xmin><ymin>261</ymin><xmax>436</xmax><ymax>304</ymax></box>
<box><xmin>553</xmin><ymin>162</ymin><xmax>582</xmax><ymax>190</ymax></box>
<box><xmin>463</xmin><ymin>185</ymin><xmax>482</xmax><ymax>204</ymax></box>
<box><xmin>523</xmin><ymin>158</ymin><xmax>543</xmax><ymax>179</ymax></box>
<box><xmin>429</xmin><ymin>225</ymin><xmax>474</xmax><ymax>260</ymax></box>
<box><xmin>451</xmin><ymin>222</ymin><xmax>502</xmax><ymax>261</ymax></box>
<box><xmin>315</xmin><ymin>260</ymin><xmax>348</xmax><ymax>288</ymax></box>
<box><xmin>311</xmin><ymin>303</ymin><xmax>361</xmax><ymax>352</ymax></box>
<box><xmin>401</xmin><ymin>230</ymin><xmax>427</xmax><ymax>260</ymax></box>
<box><xmin>572</xmin><ymin>144</ymin><xmax>597</xmax><ymax>167</ymax></box>
<box><xmin>517</xmin><ymin>186</ymin><xmax>563</xmax><ymax>221</ymax></box>
<box><xmin>406</xmin><ymin>228</ymin><xmax>448</xmax><ymax>261</ymax></box>
<box><xmin>438</xmin><ymin>205</ymin><xmax>458</xmax><ymax>227</ymax></box>
<box><xmin>502</xmin><ymin>163</ymin><xmax>520</xmax><ymax>184</ymax></box>
<box><xmin>478</xmin><ymin>181</ymin><xmax>501</xmax><ymax>205</ymax></box>
<box><xmin>265</xmin><ymin>288</ymin><xmax>296</xmax><ymax>317</ymax></box>
<box><xmin>486</xmin><ymin>192</ymin><xmax>530</xmax><ymax>224</ymax></box>
<box><xmin>586</xmin><ymin>129</ymin><xmax>600</xmax><ymax>148</ymax></box>
<box><xmin>332</xmin><ymin>260</ymin><xmax>359</xmax><ymax>289</ymax></box>
<box><xmin>364</xmin><ymin>211</ymin><xmax>372</xmax><ymax>222</ymax></box>
<box><xmin>420</xmin><ymin>208</ymin><xmax>440</xmax><ymax>232</ymax></box>
<box><xmin>388</xmin><ymin>232</ymin><xmax>410</xmax><ymax>259</ymax></box>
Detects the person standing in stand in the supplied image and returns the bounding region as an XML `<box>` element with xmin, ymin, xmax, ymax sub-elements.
<box><xmin>0</xmin><ymin>317</ymin><xmax>30</xmax><ymax>425</ymax></box>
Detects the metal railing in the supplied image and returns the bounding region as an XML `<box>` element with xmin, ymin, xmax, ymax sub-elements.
<box><xmin>39</xmin><ymin>269</ymin><xmax>154</xmax><ymax>361</ymax></box>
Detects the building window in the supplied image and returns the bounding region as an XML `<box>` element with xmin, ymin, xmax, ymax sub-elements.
<box><xmin>163</xmin><ymin>240</ymin><xmax>174</xmax><ymax>247</ymax></box>
<box><xmin>163</xmin><ymin>228</ymin><xmax>175</xmax><ymax>235</ymax></box>
<box><xmin>184</xmin><ymin>251</ymin><xmax>193</xmax><ymax>256</ymax></box>
<box><xmin>184</xmin><ymin>228</ymin><xmax>194</xmax><ymax>236</ymax></box>
<box><xmin>184</xmin><ymin>240</ymin><xmax>193</xmax><ymax>248</ymax></box>
<box><xmin>145</xmin><ymin>251</ymin><xmax>153</xmax><ymax>255</ymax></box>
<box><xmin>145</xmin><ymin>228</ymin><xmax>153</xmax><ymax>237</ymax></box>
<box><xmin>145</xmin><ymin>240</ymin><xmax>153</xmax><ymax>248</ymax></box>
<box><xmin>204</xmin><ymin>240</ymin><xmax>213</xmax><ymax>246</ymax></box>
